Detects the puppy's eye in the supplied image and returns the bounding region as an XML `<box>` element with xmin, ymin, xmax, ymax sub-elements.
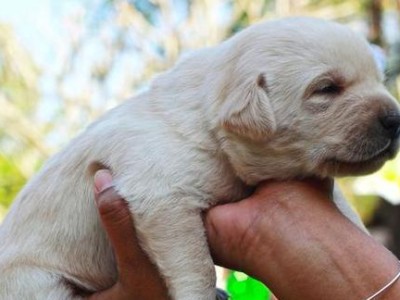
<box><xmin>314</xmin><ymin>83</ymin><xmax>341</xmax><ymax>95</ymax></box>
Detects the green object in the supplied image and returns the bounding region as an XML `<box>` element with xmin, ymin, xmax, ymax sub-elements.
<box><xmin>226</xmin><ymin>271</ymin><xmax>272</xmax><ymax>300</ymax></box>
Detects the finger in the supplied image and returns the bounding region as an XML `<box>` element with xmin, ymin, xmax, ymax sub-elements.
<box><xmin>93</xmin><ymin>170</ymin><xmax>169</xmax><ymax>298</ymax></box>
<box><xmin>94</xmin><ymin>169</ymin><xmax>114</xmax><ymax>196</ymax></box>
<box><xmin>94</xmin><ymin>170</ymin><xmax>144</xmax><ymax>268</ymax></box>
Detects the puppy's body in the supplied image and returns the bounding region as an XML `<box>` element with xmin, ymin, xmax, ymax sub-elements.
<box><xmin>1</xmin><ymin>18</ymin><xmax>399</xmax><ymax>299</ymax></box>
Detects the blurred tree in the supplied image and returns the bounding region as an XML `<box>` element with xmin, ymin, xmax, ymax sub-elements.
<box><xmin>307</xmin><ymin>0</ymin><xmax>385</xmax><ymax>46</ymax></box>
<box><xmin>362</xmin><ymin>0</ymin><xmax>384</xmax><ymax>45</ymax></box>
<box><xmin>0</xmin><ymin>24</ymin><xmax>46</xmax><ymax>213</ymax></box>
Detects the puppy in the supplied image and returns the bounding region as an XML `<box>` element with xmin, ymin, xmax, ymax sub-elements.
<box><xmin>0</xmin><ymin>17</ymin><xmax>399</xmax><ymax>300</ymax></box>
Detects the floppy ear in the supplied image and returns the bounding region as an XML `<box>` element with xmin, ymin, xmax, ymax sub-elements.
<box><xmin>219</xmin><ymin>74</ymin><xmax>276</xmax><ymax>141</ymax></box>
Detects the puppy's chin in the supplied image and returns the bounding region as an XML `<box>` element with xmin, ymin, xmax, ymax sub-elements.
<box><xmin>319</xmin><ymin>157</ymin><xmax>386</xmax><ymax>177</ymax></box>
<box><xmin>317</xmin><ymin>146</ymin><xmax>398</xmax><ymax>177</ymax></box>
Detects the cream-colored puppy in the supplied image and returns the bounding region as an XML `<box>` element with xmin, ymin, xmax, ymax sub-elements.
<box><xmin>0</xmin><ymin>17</ymin><xmax>399</xmax><ymax>300</ymax></box>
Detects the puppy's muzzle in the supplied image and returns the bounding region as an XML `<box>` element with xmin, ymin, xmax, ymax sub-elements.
<box><xmin>380</xmin><ymin>113</ymin><xmax>400</xmax><ymax>140</ymax></box>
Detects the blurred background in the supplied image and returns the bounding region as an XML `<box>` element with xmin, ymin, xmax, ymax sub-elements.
<box><xmin>0</xmin><ymin>0</ymin><xmax>399</xmax><ymax>298</ymax></box>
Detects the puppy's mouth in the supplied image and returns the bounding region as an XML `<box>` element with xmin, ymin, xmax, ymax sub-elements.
<box><xmin>323</xmin><ymin>141</ymin><xmax>398</xmax><ymax>176</ymax></box>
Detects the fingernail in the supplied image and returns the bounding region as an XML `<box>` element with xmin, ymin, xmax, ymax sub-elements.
<box><xmin>94</xmin><ymin>169</ymin><xmax>113</xmax><ymax>194</ymax></box>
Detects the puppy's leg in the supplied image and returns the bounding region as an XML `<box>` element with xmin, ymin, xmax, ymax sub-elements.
<box><xmin>134</xmin><ymin>207</ymin><xmax>216</xmax><ymax>300</ymax></box>
<box><xmin>332</xmin><ymin>181</ymin><xmax>368</xmax><ymax>233</ymax></box>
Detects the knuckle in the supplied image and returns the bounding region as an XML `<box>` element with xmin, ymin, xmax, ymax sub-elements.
<box><xmin>98</xmin><ymin>198</ymin><xmax>125</xmax><ymax>216</ymax></box>
<box><xmin>97</xmin><ymin>192</ymin><xmax>130</xmax><ymax>222</ymax></box>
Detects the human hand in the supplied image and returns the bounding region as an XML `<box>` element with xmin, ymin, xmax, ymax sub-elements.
<box><xmin>87</xmin><ymin>172</ymin><xmax>334</xmax><ymax>299</ymax></box>
<box><xmin>88</xmin><ymin>169</ymin><xmax>169</xmax><ymax>300</ymax></box>
<box><xmin>204</xmin><ymin>178</ymin><xmax>334</xmax><ymax>276</ymax></box>
<box><xmin>205</xmin><ymin>179</ymin><xmax>400</xmax><ymax>300</ymax></box>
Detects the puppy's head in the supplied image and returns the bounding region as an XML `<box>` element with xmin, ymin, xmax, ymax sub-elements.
<box><xmin>216</xmin><ymin>18</ymin><xmax>400</xmax><ymax>184</ymax></box>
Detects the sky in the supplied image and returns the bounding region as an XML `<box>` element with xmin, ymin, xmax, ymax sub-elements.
<box><xmin>0</xmin><ymin>0</ymin><xmax>66</xmax><ymax>65</ymax></box>
<box><xmin>0</xmin><ymin>0</ymin><xmax>95</xmax><ymax>145</ymax></box>
<box><xmin>0</xmin><ymin>0</ymin><xmax>96</xmax><ymax>63</ymax></box>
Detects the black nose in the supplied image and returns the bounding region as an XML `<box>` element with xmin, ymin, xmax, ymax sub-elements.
<box><xmin>380</xmin><ymin>114</ymin><xmax>400</xmax><ymax>139</ymax></box>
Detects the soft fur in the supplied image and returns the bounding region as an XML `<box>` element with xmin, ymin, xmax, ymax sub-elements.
<box><xmin>0</xmin><ymin>17</ymin><xmax>399</xmax><ymax>300</ymax></box>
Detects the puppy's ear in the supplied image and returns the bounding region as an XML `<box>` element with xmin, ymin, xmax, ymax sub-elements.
<box><xmin>219</xmin><ymin>74</ymin><xmax>276</xmax><ymax>141</ymax></box>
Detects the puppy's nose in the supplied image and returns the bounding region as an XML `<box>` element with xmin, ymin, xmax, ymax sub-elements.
<box><xmin>380</xmin><ymin>114</ymin><xmax>400</xmax><ymax>139</ymax></box>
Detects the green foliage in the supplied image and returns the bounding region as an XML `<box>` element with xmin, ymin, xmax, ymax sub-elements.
<box><xmin>0</xmin><ymin>154</ymin><xmax>26</xmax><ymax>210</ymax></box>
<box><xmin>227</xmin><ymin>271</ymin><xmax>272</xmax><ymax>300</ymax></box>
<box><xmin>0</xmin><ymin>24</ymin><xmax>42</xmax><ymax>216</ymax></box>
<box><xmin>309</xmin><ymin>0</ymin><xmax>354</xmax><ymax>6</ymax></box>
<box><xmin>352</xmin><ymin>194</ymin><xmax>381</xmax><ymax>225</ymax></box>
<box><xmin>228</xmin><ymin>0</ymin><xmax>272</xmax><ymax>35</ymax></box>
<box><xmin>0</xmin><ymin>24</ymin><xmax>39</xmax><ymax>113</ymax></box>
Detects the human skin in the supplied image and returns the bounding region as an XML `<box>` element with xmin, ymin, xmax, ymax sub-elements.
<box><xmin>89</xmin><ymin>171</ymin><xmax>169</xmax><ymax>300</ymax></box>
<box><xmin>89</xmin><ymin>170</ymin><xmax>400</xmax><ymax>300</ymax></box>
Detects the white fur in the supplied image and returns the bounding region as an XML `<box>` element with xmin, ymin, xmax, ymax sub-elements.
<box><xmin>0</xmin><ymin>17</ymin><xmax>399</xmax><ymax>300</ymax></box>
